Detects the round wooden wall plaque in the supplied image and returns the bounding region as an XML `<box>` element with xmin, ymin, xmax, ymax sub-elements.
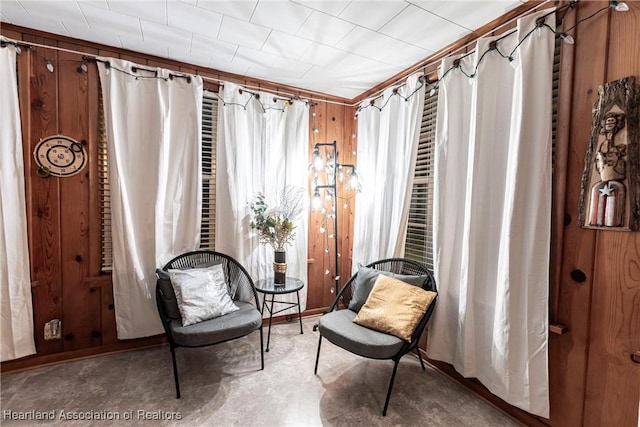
<box><xmin>33</xmin><ymin>135</ymin><xmax>87</xmax><ymax>177</ymax></box>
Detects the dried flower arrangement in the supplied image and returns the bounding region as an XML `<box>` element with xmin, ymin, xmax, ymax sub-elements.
<box><xmin>248</xmin><ymin>186</ymin><xmax>304</xmax><ymax>252</ymax></box>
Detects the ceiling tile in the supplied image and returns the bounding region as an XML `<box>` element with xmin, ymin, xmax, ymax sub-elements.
<box><xmin>303</xmin><ymin>65</ymin><xmax>342</xmax><ymax>82</ymax></box>
<box><xmin>211</xmin><ymin>60</ymin><xmax>249</xmax><ymax>77</ymax></box>
<box><xmin>1</xmin><ymin>1</ymin><xmax>69</xmax><ymax>37</ymax></box>
<box><xmin>292</xmin><ymin>0</ymin><xmax>349</xmax><ymax>17</ymax></box>
<box><xmin>299</xmin><ymin>42</ymin><xmax>349</xmax><ymax>68</ymax></box>
<box><xmin>191</xmin><ymin>34</ymin><xmax>237</xmax><ymax>62</ymax></box>
<box><xmin>303</xmin><ymin>66</ymin><xmax>368</xmax><ymax>98</ymax></box>
<box><xmin>249</xmin><ymin>63</ymin><xmax>303</xmax><ymax>81</ymax></box>
<box><xmin>77</xmin><ymin>1</ymin><xmax>109</xmax><ymax>9</ymax></box>
<box><xmin>19</xmin><ymin>1</ymin><xmax>86</xmax><ymax>22</ymax></box>
<box><xmin>339</xmin><ymin>1</ymin><xmax>409</xmax><ymax>31</ymax></box>
<box><xmin>196</xmin><ymin>0</ymin><xmax>258</xmax><ymax>21</ymax></box>
<box><xmin>119</xmin><ymin>36</ymin><xmax>168</xmax><ymax>59</ymax></box>
<box><xmin>218</xmin><ymin>15</ymin><xmax>270</xmax><ymax>50</ymax></box>
<box><xmin>295</xmin><ymin>11</ymin><xmax>354</xmax><ymax>46</ymax></box>
<box><xmin>62</xmin><ymin>19</ymin><xmax>122</xmax><ymax>48</ymax></box>
<box><xmin>0</xmin><ymin>1</ymin><xmax>27</xmax><ymax>24</ymax></box>
<box><xmin>80</xmin><ymin>3</ymin><xmax>143</xmax><ymax>41</ymax></box>
<box><xmin>270</xmin><ymin>56</ymin><xmax>313</xmax><ymax>77</ymax></box>
<box><xmin>167</xmin><ymin>46</ymin><xmax>212</xmax><ymax>68</ymax></box>
<box><xmin>10</xmin><ymin>16</ymin><xmax>70</xmax><ymax>38</ymax></box>
<box><xmin>336</xmin><ymin>26</ymin><xmax>429</xmax><ymax>66</ymax></box>
<box><xmin>140</xmin><ymin>20</ymin><xmax>192</xmax><ymax>50</ymax></box>
<box><xmin>261</xmin><ymin>31</ymin><xmax>312</xmax><ymax>60</ymax></box>
<box><xmin>232</xmin><ymin>46</ymin><xmax>278</xmax><ymax>69</ymax></box>
<box><xmin>167</xmin><ymin>1</ymin><xmax>223</xmax><ymax>39</ymax></box>
<box><xmin>331</xmin><ymin>53</ymin><xmax>402</xmax><ymax>77</ymax></box>
<box><xmin>106</xmin><ymin>0</ymin><xmax>166</xmax><ymax>25</ymax></box>
<box><xmin>411</xmin><ymin>1</ymin><xmax>521</xmax><ymax>31</ymax></box>
<box><xmin>0</xmin><ymin>0</ymin><xmax>523</xmax><ymax>99</ymax></box>
<box><xmin>251</xmin><ymin>1</ymin><xmax>312</xmax><ymax>35</ymax></box>
<box><xmin>379</xmin><ymin>4</ymin><xmax>467</xmax><ymax>52</ymax></box>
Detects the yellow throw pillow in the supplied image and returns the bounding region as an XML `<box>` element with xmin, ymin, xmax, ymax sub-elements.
<box><xmin>353</xmin><ymin>275</ymin><xmax>437</xmax><ymax>342</ymax></box>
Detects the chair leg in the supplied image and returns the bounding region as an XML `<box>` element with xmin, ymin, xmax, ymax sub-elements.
<box><xmin>314</xmin><ymin>335</ymin><xmax>323</xmax><ymax>375</ymax></box>
<box><xmin>170</xmin><ymin>346</ymin><xmax>181</xmax><ymax>399</ymax></box>
<box><xmin>259</xmin><ymin>326</ymin><xmax>265</xmax><ymax>370</ymax></box>
<box><xmin>382</xmin><ymin>360</ymin><xmax>400</xmax><ymax>416</ymax></box>
<box><xmin>417</xmin><ymin>348</ymin><xmax>426</xmax><ymax>371</ymax></box>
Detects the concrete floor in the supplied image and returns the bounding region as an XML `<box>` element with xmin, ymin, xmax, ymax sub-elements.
<box><xmin>1</xmin><ymin>317</ymin><xmax>521</xmax><ymax>426</ymax></box>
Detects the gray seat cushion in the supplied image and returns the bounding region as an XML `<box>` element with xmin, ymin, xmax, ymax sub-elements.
<box><xmin>319</xmin><ymin>309</ymin><xmax>405</xmax><ymax>359</ymax></box>
<box><xmin>169</xmin><ymin>301</ymin><xmax>261</xmax><ymax>347</ymax></box>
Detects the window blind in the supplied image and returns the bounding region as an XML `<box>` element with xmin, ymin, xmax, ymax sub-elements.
<box><xmin>98</xmin><ymin>90</ymin><xmax>218</xmax><ymax>272</ymax></box>
<box><xmin>98</xmin><ymin>86</ymin><xmax>112</xmax><ymax>272</ymax></box>
<box><xmin>403</xmin><ymin>39</ymin><xmax>561</xmax><ymax>269</ymax></box>
<box><xmin>552</xmin><ymin>35</ymin><xmax>561</xmax><ymax>169</ymax></box>
<box><xmin>200</xmin><ymin>91</ymin><xmax>217</xmax><ymax>250</ymax></box>
<box><xmin>404</xmin><ymin>89</ymin><xmax>437</xmax><ymax>269</ymax></box>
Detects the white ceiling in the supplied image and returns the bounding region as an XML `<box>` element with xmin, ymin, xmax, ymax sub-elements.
<box><xmin>0</xmin><ymin>0</ymin><xmax>525</xmax><ymax>99</ymax></box>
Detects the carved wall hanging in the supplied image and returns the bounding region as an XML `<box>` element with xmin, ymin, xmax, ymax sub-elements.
<box><xmin>579</xmin><ymin>76</ymin><xmax>639</xmax><ymax>231</ymax></box>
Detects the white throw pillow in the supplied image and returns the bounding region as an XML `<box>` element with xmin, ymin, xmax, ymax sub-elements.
<box><xmin>168</xmin><ymin>264</ymin><xmax>239</xmax><ymax>326</ymax></box>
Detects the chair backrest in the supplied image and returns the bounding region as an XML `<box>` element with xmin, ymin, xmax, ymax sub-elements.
<box><xmin>156</xmin><ymin>251</ymin><xmax>259</xmax><ymax>323</ymax></box>
<box><xmin>337</xmin><ymin>258</ymin><xmax>437</xmax><ymax>347</ymax></box>
<box><xmin>337</xmin><ymin>258</ymin><xmax>436</xmax><ymax>309</ymax></box>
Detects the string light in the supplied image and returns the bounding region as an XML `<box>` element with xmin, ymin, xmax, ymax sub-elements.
<box><xmin>46</xmin><ymin>60</ymin><xmax>54</xmax><ymax>72</ymax></box>
<box><xmin>610</xmin><ymin>0</ymin><xmax>629</xmax><ymax>12</ymax></box>
<box><xmin>558</xmin><ymin>32</ymin><xmax>575</xmax><ymax>45</ymax></box>
<box><xmin>310</xmin><ymin>140</ymin><xmax>362</xmax><ymax>297</ymax></box>
<box><xmin>356</xmin><ymin>75</ymin><xmax>426</xmax><ymax>115</ymax></box>
<box><xmin>357</xmin><ymin>0</ymin><xmax>628</xmax><ymax>114</ymax></box>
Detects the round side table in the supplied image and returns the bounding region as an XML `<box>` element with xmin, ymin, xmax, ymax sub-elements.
<box><xmin>255</xmin><ymin>277</ymin><xmax>304</xmax><ymax>352</ymax></box>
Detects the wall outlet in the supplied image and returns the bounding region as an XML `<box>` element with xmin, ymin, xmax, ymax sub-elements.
<box><xmin>44</xmin><ymin>319</ymin><xmax>61</xmax><ymax>340</ymax></box>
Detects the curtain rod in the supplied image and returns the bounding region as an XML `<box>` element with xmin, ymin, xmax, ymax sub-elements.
<box><xmin>361</xmin><ymin>0</ymin><xmax>556</xmax><ymax>104</ymax></box>
<box><xmin>5</xmin><ymin>0</ymin><xmax>557</xmax><ymax>109</ymax></box>
<box><xmin>5</xmin><ymin>38</ymin><xmax>354</xmax><ymax>107</ymax></box>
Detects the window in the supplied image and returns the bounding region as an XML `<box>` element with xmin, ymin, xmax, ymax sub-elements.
<box><xmin>404</xmin><ymin>89</ymin><xmax>437</xmax><ymax>269</ymax></box>
<box><xmin>98</xmin><ymin>87</ymin><xmax>112</xmax><ymax>272</ymax></box>
<box><xmin>98</xmin><ymin>90</ymin><xmax>217</xmax><ymax>272</ymax></box>
<box><xmin>200</xmin><ymin>91</ymin><xmax>217</xmax><ymax>250</ymax></box>
<box><xmin>403</xmin><ymin>38</ymin><xmax>561</xmax><ymax>269</ymax></box>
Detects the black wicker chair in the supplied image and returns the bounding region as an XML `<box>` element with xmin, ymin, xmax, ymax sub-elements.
<box><xmin>314</xmin><ymin>258</ymin><xmax>437</xmax><ymax>416</ymax></box>
<box><xmin>156</xmin><ymin>250</ymin><xmax>264</xmax><ymax>398</ymax></box>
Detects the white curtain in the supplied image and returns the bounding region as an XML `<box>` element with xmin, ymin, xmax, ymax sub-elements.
<box><xmin>98</xmin><ymin>58</ymin><xmax>203</xmax><ymax>339</ymax></box>
<box><xmin>352</xmin><ymin>73</ymin><xmax>425</xmax><ymax>269</ymax></box>
<box><xmin>216</xmin><ymin>81</ymin><xmax>309</xmax><ymax>316</ymax></box>
<box><xmin>0</xmin><ymin>39</ymin><xmax>36</xmax><ymax>362</ymax></box>
<box><xmin>426</xmin><ymin>9</ymin><xmax>554</xmax><ymax>417</ymax></box>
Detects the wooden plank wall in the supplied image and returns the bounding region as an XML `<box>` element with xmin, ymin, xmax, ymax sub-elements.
<box><xmin>0</xmin><ymin>24</ymin><xmax>353</xmax><ymax>371</ymax></box>
<box><xmin>419</xmin><ymin>2</ymin><xmax>640</xmax><ymax>426</ymax></box>
<box><xmin>306</xmin><ymin>101</ymin><xmax>357</xmax><ymax>311</ymax></box>
<box><xmin>2</xmin><ymin>1</ymin><xmax>639</xmax><ymax>424</ymax></box>
<box><xmin>579</xmin><ymin>1</ymin><xmax>640</xmax><ymax>426</ymax></box>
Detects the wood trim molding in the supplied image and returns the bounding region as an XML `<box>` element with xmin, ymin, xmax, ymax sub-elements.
<box><xmin>2</xmin><ymin>310</ymin><xmax>328</xmax><ymax>373</ymax></box>
<box><xmin>422</xmin><ymin>351</ymin><xmax>550</xmax><ymax>427</ymax></box>
<box><xmin>0</xmin><ymin>336</ymin><xmax>166</xmax><ymax>373</ymax></box>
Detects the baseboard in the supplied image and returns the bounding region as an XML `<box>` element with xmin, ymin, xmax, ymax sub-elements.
<box><xmin>417</xmin><ymin>349</ymin><xmax>549</xmax><ymax>427</ymax></box>
<box><xmin>2</xmin><ymin>309</ymin><xmax>328</xmax><ymax>373</ymax></box>
<box><xmin>1</xmin><ymin>336</ymin><xmax>167</xmax><ymax>373</ymax></box>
